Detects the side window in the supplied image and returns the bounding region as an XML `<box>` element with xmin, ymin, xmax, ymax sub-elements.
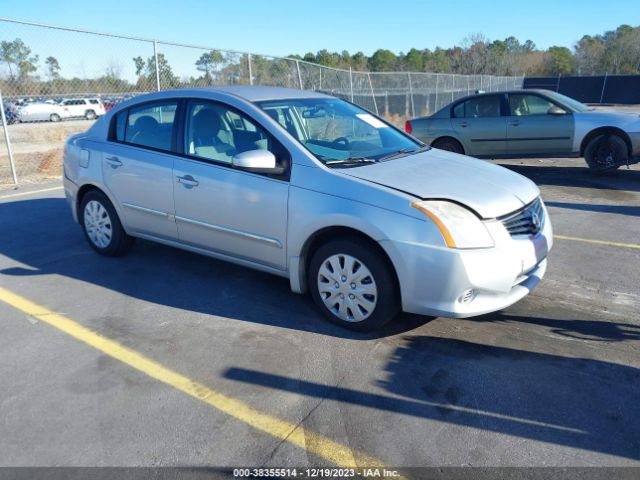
<box><xmin>509</xmin><ymin>94</ymin><xmax>557</xmax><ymax>116</ymax></box>
<box><xmin>114</xmin><ymin>110</ymin><xmax>127</xmax><ymax>142</ymax></box>
<box><xmin>124</xmin><ymin>102</ymin><xmax>177</xmax><ymax>151</ymax></box>
<box><xmin>452</xmin><ymin>102</ymin><xmax>464</xmax><ymax>118</ymax></box>
<box><xmin>184</xmin><ymin>101</ymin><xmax>288</xmax><ymax>169</ymax></box>
<box><xmin>89</xmin><ymin>99</ymin><xmax>99</xmax><ymax>105</ymax></box>
<box><xmin>461</xmin><ymin>96</ymin><xmax>502</xmax><ymax>118</ymax></box>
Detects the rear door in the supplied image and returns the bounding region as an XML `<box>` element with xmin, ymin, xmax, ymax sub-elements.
<box><xmin>451</xmin><ymin>95</ymin><xmax>507</xmax><ymax>156</ymax></box>
<box><xmin>506</xmin><ymin>93</ymin><xmax>574</xmax><ymax>155</ymax></box>
<box><xmin>101</xmin><ymin>100</ymin><xmax>179</xmax><ymax>240</ymax></box>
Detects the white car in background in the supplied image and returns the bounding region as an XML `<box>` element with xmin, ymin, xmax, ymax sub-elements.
<box><xmin>60</xmin><ymin>98</ymin><xmax>106</xmax><ymax>120</ymax></box>
<box><xmin>17</xmin><ymin>102</ymin><xmax>71</xmax><ymax>123</ymax></box>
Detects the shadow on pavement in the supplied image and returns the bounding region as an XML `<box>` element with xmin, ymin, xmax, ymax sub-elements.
<box><xmin>499</xmin><ymin>163</ymin><xmax>640</xmax><ymax>193</ymax></box>
<box><xmin>544</xmin><ymin>201</ymin><xmax>640</xmax><ymax>217</ymax></box>
<box><xmin>225</xmin><ymin>335</ymin><xmax>640</xmax><ymax>460</ymax></box>
<box><xmin>0</xmin><ymin>197</ymin><xmax>432</xmax><ymax>339</ymax></box>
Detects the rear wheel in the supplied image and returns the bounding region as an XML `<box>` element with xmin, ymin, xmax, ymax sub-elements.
<box><xmin>584</xmin><ymin>134</ymin><xmax>626</xmax><ymax>172</ymax></box>
<box><xmin>432</xmin><ymin>137</ymin><xmax>464</xmax><ymax>154</ymax></box>
<box><xmin>50</xmin><ymin>113</ymin><xmax>61</xmax><ymax>122</ymax></box>
<box><xmin>308</xmin><ymin>238</ymin><xmax>399</xmax><ymax>332</ymax></box>
<box><xmin>80</xmin><ymin>190</ymin><xmax>134</xmax><ymax>256</ymax></box>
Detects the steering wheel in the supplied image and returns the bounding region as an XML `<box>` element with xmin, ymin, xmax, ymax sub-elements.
<box><xmin>331</xmin><ymin>137</ymin><xmax>350</xmax><ymax>148</ymax></box>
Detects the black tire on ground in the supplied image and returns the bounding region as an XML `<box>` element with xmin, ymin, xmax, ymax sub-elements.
<box><xmin>584</xmin><ymin>134</ymin><xmax>626</xmax><ymax>173</ymax></box>
<box><xmin>79</xmin><ymin>190</ymin><xmax>134</xmax><ymax>257</ymax></box>
<box><xmin>308</xmin><ymin>238</ymin><xmax>399</xmax><ymax>332</ymax></box>
<box><xmin>432</xmin><ymin>137</ymin><xmax>464</xmax><ymax>154</ymax></box>
<box><xmin>50</xmin><ymin>113</ymin><xmax>61</xmax><ymax>122</ymax></box>
<box><xmin>85</xmin><ymin>109</ymin><xmax>96</xmax><ymax>120</ymax></box>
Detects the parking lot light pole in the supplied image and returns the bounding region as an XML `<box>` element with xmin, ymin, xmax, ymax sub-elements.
<box><xmin>296</xmin><ymin>60</ymin><xmax>303</xmax><ymax>90</ymax></box>
<box><xmin>0</xmin><ymin>90</ymin><xmax>18</xmax><ymax>186</ymax></box>
<box><xmin>248</xmin><ymin>53</ymin><xmax>253</xmax><ymax>85</ymax></box>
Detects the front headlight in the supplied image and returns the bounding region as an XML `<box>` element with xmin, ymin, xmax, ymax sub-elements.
<box><xmin>411</xmin><ymin>200</ymin><xmax>494</xmax><ymax>249</ymax></box>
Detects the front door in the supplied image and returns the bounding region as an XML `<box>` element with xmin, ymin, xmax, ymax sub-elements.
<box><xmin>101</xmin><ymin>100</ymin><xmax>179</xmax><ymax>240</ymax></box>
<box><xmin>173</xmin><ymin>100</ymin><xmax>289</xmax><ymax>270</ymax></box>
<box><xmin>506</xmin><ymin>93</ymin><xmax>574</xmax><ymax>155</ymax></box>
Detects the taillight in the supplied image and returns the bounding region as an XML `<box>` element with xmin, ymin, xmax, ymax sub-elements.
<box><xmin>405</xmin><ymin>120</ymin><xmax>412</xmax><ymax>134</ymax></box>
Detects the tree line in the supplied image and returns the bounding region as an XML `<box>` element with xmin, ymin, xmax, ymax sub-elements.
<box><xmin>1</xmin><ymin>23</ymin><xmax>639</xmax><ymax>97</ymax></box>
<box><xmin>289</xmin><ymin>24</ymin><xmax>640</xmax><ymax>75</ymax></box>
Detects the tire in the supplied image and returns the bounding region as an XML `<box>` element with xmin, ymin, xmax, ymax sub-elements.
<box><xmin>80</xmin><ymin>190</ymin><xmax>134</xmax><ymax>256</ymax></box>
<box><xmin>50</xmin><ymin>113</ymin><xmax>61</xmax><ymax>122</ymax></box>
<box><xmin>85</xmin><ymin>110</ymin><xmax>96</xmax><ymax>120</ymax></box>
<box><xmin>308</xmin><ymin>238</ymin><xmax>399</xmax><ymax>332</ymax></box>
<box><xmin>584</xmin><ymin>134</ymin><xmax>626</xmax><ymax>173</ymax></box>
<box><xmin>432</xmin><ymin>137</ymin><xmax>464</xmax><ymax>154</ymax></box>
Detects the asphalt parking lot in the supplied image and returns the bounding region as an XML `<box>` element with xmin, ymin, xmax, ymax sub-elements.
<box><xmin>0</xmin><ymin>157</ymin><xmax>639</xmax><ymax>470</ymax></box>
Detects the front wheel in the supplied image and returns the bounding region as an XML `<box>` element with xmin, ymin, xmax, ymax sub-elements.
<box><xmin>50</xmin><ymin>113</ymin><xmax>61</xmax><ymax>122</ymax></box>
<box><xmin>80</xmin><ymin>190</ymin><xmax>134</xmax><ymax>256</ymax></box>
<box><xmin>85</xmin><ymin>110</ymin><xmax>96</xmax><ymax>120</ymax></box>
<box><xmin>308</xmin><ymin>238</ymin><xmax>399</xmax><ymax>332</ymax></box>
<box><xmin>584</xmin><ymin>134</ymin><xmax>626</xmax><ymax>172</ymax></box>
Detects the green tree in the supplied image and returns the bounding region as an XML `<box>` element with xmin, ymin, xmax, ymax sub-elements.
<box><xmin>0</xmin><ymin>38</ymin><xmax>39</xmax><ymax>83</ymax></box>
<box><xmin>545</xmin><ymin>46</ymin><xmax>575</xmax><ymax>75</ymax></box>
<box><xmin>369</xmin><ymin>49</ymin><xmax>397</xmax><ymax>71</ymax></box>
<box><xmin>45</xmin><ymin>56</ymin><xmax>61</xmax><ymax>79</ymax></box>
<box><xmin>195</xmin><ymin>50</ymin><xmax>225</xmax><ymax>81</ymax></box>
<box><xmin>405</xmin><ymin>48</ymin><xmax>425</xmax><ymax>71</ymax></box>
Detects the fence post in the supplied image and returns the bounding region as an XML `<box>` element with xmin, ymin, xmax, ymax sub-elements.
<box><xmin>599</xmin><ymin>72</ymin><xmax>608</xmax><ymax>104</ymax></box>
<box><xmin>349</xmin><ymin>67</ymin><xmax>354</xmax><ymax>102</ymax></box>
<box><xmin>248</xmin><ymin>53</ymin><xmax>253</xmax><ymax>85</ymax></box>
<box><xmin>153</xmin><ymin>40</ymin><xmax>161</xmax><ymax>91</ymax></box>
<box><xmin>467</xmin><ymin>76</ymin><xmax>470</xmax><ymax>96</ymax></box>
<box><xmin>407</xmin><ymin>72</ymin><xmax>415</xmax><ymax>117</ymax></box>
<box><xmin>451</xmin><ymin>75</ymin><xmax>454</xmax><ymax>102</ymax></box>
<box><xmin>296</xmin><ymin>60</ymin><xmax>303</xmax><ymax>89</ymax></box>
<box><xmin>319</xmin><ymin>66</ymin><xmax>322</xmax><ymax>90</ymax></box>
<box><xmin>556</xmin><ymin>74</ymin><xmax>561</xmax><ymax>92</ymax></box>
<box><xmin>434</xmin><ymin>74</ymin><xmax>439</xmax><ymax>111</ymax></box>
<box><xmin>367</xmin><ymin>72</ymin><xmax>379</xmax><ymax>115</ymax></box>
<box><xmin>0</xmin><ymin>90</ymin><xmax>18</xmax><ymax>186</ymax></box>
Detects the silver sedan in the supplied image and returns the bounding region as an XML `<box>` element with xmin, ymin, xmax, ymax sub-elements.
<box><xmin>406</xmin><ymin>90</ymin><xmax>640</xmax><ymax>172</ymax></box>
<box><xmin>63</xmin><ymin>86</ymin><xmax>552</xmax><ymax>331</ymax></box>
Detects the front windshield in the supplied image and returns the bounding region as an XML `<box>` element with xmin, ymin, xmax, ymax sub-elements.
<box><xmin>544</xmin><ymin>91</ymin><xmax>591</xmax><ymax>112</ymax></box>
<box><xmin>256</xmin><ymin>98</ymin><xmax>422</xmax><ymax>165</ymax></box>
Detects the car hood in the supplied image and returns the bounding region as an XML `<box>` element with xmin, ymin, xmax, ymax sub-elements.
<box><xmin>340</xmin><ymin>149</ymin><xmax>540</xmax><ymax>218</ymax></box>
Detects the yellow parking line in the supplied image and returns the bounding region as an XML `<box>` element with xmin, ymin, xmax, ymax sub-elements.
<box><xmin>0</xmin><ymin>186</ymin><xmax>63</xmax><ymax>200</ymax></box>
<box><xmin>0</xmin><ymin>286</ymin><xmax>383</xmax><ymax>468</ymax></box>
<box><xmin>555</xmin><ymin>235</ymin><xmax>640</xmax><ymax>250</ymax></box>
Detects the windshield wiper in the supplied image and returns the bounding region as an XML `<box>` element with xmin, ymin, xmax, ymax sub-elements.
<box><xmin>325</xmin><ymin>156</ymin><xmax>378</xmax><ymax>167</ymax></box>
<box><xmin>378</xmin><ymin>145</ymin><xmax>430</xmax><ymax>162</ymax></box>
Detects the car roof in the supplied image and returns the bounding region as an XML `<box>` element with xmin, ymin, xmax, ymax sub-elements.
<box><xmin>453</xmin><ymin>89</ymin><xmax>553</xmax><ymax>103</ymax></box>
<box><xmin>209</xmin><ymin>86</ymin><xmax>331</xmax><ymax>102</ymax></box>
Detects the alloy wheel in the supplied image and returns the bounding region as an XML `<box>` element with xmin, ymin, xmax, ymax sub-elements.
<box><xmin>83</xmin><ymin>200</ymin><xmax>113</xmax><ymax>248</ymax></box>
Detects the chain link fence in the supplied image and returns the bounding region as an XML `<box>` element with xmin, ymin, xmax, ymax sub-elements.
<box><xmin>0</xmin><ymin>18</ymin><xmax>523</xmax><ymax>186</ymax></box>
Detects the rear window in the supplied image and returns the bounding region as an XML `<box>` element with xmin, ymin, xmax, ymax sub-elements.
<box><xmin>118</xmin><ymin>102</ymin><xmax>177</xmax><ymax>151</ymax></box>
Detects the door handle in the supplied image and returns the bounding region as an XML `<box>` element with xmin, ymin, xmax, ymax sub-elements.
<box><xmin>509</xmin><ymin>120</ymin><xmax>520</xmax><ymax>126</ymax></box>
<box><xmin>177</xmin><ymin>175</ymin><xmax>199</xmax><ymax>188</ymax></box>
<box><xmin>458</xmin><ymin>122</ymin><xmax>468</xmax><ymax>128</ymax></box>
<box><xmin>105</xmin><ymin>156</ymin><xmax>122</xmax><ymax>168</ymax></box>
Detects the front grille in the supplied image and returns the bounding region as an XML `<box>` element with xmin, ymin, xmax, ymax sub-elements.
<box><xmin>500</xmin><ymin>198</ymin><xmax>544</xmax><ymax>238</ymax></box>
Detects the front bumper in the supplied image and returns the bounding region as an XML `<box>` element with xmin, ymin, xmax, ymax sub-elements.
<box><xmin>382</xmin><ymin>206</ymin><xmax>553</xmax><ymax>318</ymax></box>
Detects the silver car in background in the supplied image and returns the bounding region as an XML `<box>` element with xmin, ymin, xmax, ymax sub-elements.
<box><xmin>406</xmin><ymin>89</ymin><xmax>640</xmax><ymax>172</ymax></box>
<box><xmin>17</xmin><ymin>102</ymin><xmax>71</xmax><ymax>122</ymax></box>
<box><xmin>63</xmin><ymin>86</ymin><xmax>552</xmax><ymax>331</ymax></box>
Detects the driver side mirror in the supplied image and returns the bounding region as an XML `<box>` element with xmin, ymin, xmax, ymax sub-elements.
<box><xmin>548</xmin><ymin>105</ymin><xmax>567</xmax><ymax>115</ymax></box>
<box><xmin>232</xmin><ymin>149</ymin><xmax>285</xmax><ymax>175</ymax></box>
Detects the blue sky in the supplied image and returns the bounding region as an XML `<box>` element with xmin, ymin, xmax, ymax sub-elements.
<box><xmin>1</xmin><ymin>0</ymin><xmax>638</xmax><ymax>81</ymax></box>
